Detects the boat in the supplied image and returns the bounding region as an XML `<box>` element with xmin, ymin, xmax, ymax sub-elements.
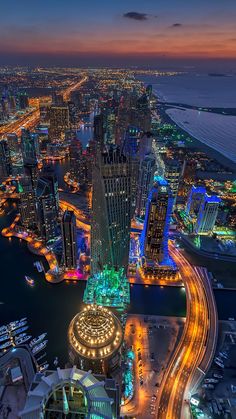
<box><xmin>29</xmin><ymin>333</ymin><xmax>47</xmax><ymax>348</ymax></box>
<box><xmin>8</xmin><ymin>318</ymin><xmax>27</xmax><ymax>331</ymax></box>
<box><xmin>12</xmin><ymin>325</ymin><xmax>28</xmax><ymax>337</ymax></box>
<box><xmin>15</xmin><ymin>335</ymin><xmax>31</xmax><ymax>345</ymax></box>
<box><xmin>0</xmin><ymin>325</ymin><xmax>7</xmax><ymax>335</ymax></box>
<box><xmin>0</xmin><ymin>333</ymin><xmax>9</xmax><ymax>343</ymax></box>
<box><xmin>9</xmin><ymin>320</ymin><xmax>27</xmax><ymax>332</ymax></box>
<box><xmin>32</xmin><ymin>340</ymin><xmax>48</xmax><ymax>355</ymax></box>
<box><xmin>0</xmin><ymin>340</ymin><xmax>12</xmax><ymax>350</ymax></box>
<box><xmin>34</xmin><ymin>261</ymin><xmax>43</xmax><ymax>273</ymax></box>
<box><xmin>36</xmin><ymin>352</ymin><xmax>47</xmax><ymax>362</ymax></box>
<box><xmin>25</xmin><ymin>276</ymin><xmax>35</xmax><ymax>286</ymax></box>
<box><xmin>39</xmin><ymin>362</ymin><xmax>49</xmax><ymax>372</ymax></box>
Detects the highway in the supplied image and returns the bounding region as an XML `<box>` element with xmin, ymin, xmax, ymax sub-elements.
<box><xmin>157</xmin><ymin>241</ymin><xmax>217</xmax><ymax>419</ymax></box>
<box><xmin>0</xmin><ymin>108</ymin><xmax>40</xmax><ymax>139</ymax></box>
<box><xmin>62</xmin><ymin>76</ymin><xmax>88</xmax><ymax>101</ymax></box>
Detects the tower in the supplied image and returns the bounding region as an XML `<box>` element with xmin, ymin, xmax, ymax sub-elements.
<box><xmin>21</xmin><ymin>129</ymin><xmax>39</xmax><ymax>165</ymax></box>
<box><xmin>19</xmin><ymin>177</ymin><xmax>37</xmax><ymax>230</ymax></box>
<box><xmin>91</xmin><ymin>147</ymin><xmax>132</xmax><ymax>274</ymax></box>
<box><xmin>37</xmin><ymin>177</ymin><xmax>58</xmax><ymax>242</ymax></box>
<box><xmin>140</xmin><ymin>177</ymin><xmax>172</xmax><ymax>265</ymax></box>
<box><xmin>164</xmin><ymin>158</ymin><xmax>182</xmax><ymax>207</ymax></box>
<box><xmin>0</xmin><ymin>139</ymin><xmax>12</xmax><ymax>182</ymax></box>
<box><xmin>136</xmin><ymin>153</ymin><xmax>156</xmax><ymax>220</ymax></box>
<box><xmin>49</xmin><ymin>105</ymin><xmax>69</xmax><ymax>141</ymax></box>
<box><xmin>195</xmin><ymin>194</ymin><xmax>220</xmax><ymax>235</ymax></box>
<box><xmin>61</xmin><ymin>210</ymin><xmax>77</xmax><ymax>270</ymax></box>
<box><xmin>186</xmin><ymin>185</ymin><xmax>207</xmax><ymax>215</ymax></box>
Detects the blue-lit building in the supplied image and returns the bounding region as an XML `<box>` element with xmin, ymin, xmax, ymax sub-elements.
<box><xmin>195</xmin><ymin>194</ymin><xmax>221</xmax><ymax>235</ymax></box>
<box><xmin>186</xmin><ymin>185</ymin><xmax>206</xmax><ymax>215</ymax></box>
<box><xmin>140</xmin><ymin>177</ymin><xmax>177</xmax><ymax>277</ymax></box>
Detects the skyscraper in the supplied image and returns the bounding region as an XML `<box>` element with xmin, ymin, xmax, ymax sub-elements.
<box><xmin>0</xmin><ymin>139</ymin><xmax>12</xmax><ymax>182</ymax></box>
<box><xmin>136</xmin><ymin>153</ymin><xmax>156</xmax><ymax>220</ymax></box>
<box><xmin>19</xmin><ymin>177</ymin><xmax>37</xmax><ymax>230</ymax></box>
<box><xmin>140</xmin><ymin>177</ymin><xmax>173</xmax><ymax>266</ymax></box>
<box><xmin>37</xmin><ymin>177</ymin><xmax>58</xmax><ymax>242</ymax></box>
<box><xmin>91</xmin><ymin>147</ymin><xmax>132</xmax><ymax>274</ymax></box>
<box><xmin>49</xmin><ymin>105</ymin><xmax>69</xmax><ymax>141</ymax></box>
<box><xmin>93</xmin><ymin>113</ymin><xmax>104</xmax><ymax>146</ymax></box>
<box><xmin>164</xmin><ymin>158</ymin><xmax>182</xmax><ymax>207</ymax></box>
<box><xmin>68</xmin><ymin>137</ymin><xmax>83</xmax><ymax>183</ymax></box>
<box><xmin>195</xmin><ymin>194</ymin><xmax>221</xmax><ymax>235</ymax></box>
<box><xmin>61</xmin><ymin>210</ymin><xmax>77</xmax><ymax>270</ymax></box>
<box><xmin>21</xmin><ymin>129</ymin><xmax>39</xmax><ymax>165</ymax></box>
<box><xmin>186</xmin><ymin>185</ymin><xmax>207</xmax><ymax>215</ymax></box>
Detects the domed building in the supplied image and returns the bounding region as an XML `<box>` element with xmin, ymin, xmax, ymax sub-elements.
<box><xmin>68</xmin><ymin>305</ymin><xmax>123</xmax><ymax>375</ymax></box>
<box><xmin>20</xmin><ymin>366</ymin><xmax>115</xmax><ymax>418</ymax></box>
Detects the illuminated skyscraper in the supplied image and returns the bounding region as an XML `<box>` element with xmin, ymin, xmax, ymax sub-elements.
<box><xmin>0</xmin><ymin>139</ymin><xmax>12</xmax><ymax>182</ymax></box>
<box><xmin>140</xmin><ymin>177</ymin><xmax>172</xmax><ymax>265</ymax></box>
<box><xmin>61</xmin><ymin>210</ymin><xmax>77</xmax><ymax>269</ymax></box>
<box><xmin>136</xmin><ymin>153</ymin><xmax>156</xmax><ymax>220</ymax></box>
<box><xmin>49</xmin><ymin>105</ymin><xmax>69</xmax><ymax>141</ymax></box>
<box><xmin>186</xmin><ymin>185</ymin><xmax>207</xmax><ymax>215</ymax></box>
<box><xmin>21</xmin><ymin>129</ymin><xmax>39</xmax><ymax>165</ymax></box>
<box><xmin>91</xmin><ymin>147</ymin><xmax>132</xmax><ymax>274</ymax></box>
<box><xmin>164</xmin><ymin>158</ymin><xmax>182</xmax><ymax>207</ymax></box>
<box><xmin>19</xmin><ymin>177</ymin><xmax>37</xmax><ymax>230</ymax></box>
<box><xmin>69</xmin><ymin>137</ymin><xmax>83</xmax><ymax>182</ymax></box>
<box><xmin>37</xmin><ymin>177</ymin><xmax>58</xmax><ymax>242</ymax></box>
<box><xmin>195</xmin><ymin>194</ymin><xmax>221</xmax><ymax>235</ymax></box>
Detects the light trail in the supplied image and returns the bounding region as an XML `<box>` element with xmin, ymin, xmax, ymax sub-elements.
<box><xmin>156</xmin><ymin>241</ymin><xmax>217</xmax><ymax>419</ymax></box>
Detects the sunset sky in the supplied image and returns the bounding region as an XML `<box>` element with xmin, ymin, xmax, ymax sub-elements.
<box><xmin>1</xmin><ymin>0</ymin><xmax>236</xmax><ymax>67</ymax></box>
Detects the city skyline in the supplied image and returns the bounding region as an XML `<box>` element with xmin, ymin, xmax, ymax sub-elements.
<box><xmin>1</xmin><ymin>0</ymin><xmax>236</xmax><ymax>67</ymax></box>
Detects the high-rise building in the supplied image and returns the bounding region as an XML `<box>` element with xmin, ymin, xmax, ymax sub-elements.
<box><xmin>136</xmin><ymin>94</ymin><xmax>151</xmax><ymax>132</ymax></box>
<box><xmin>0</xmin><ymin>139</ymin><xmax>12</xmax><ymax>182</ymax></box>
<box><xmin>140</xmin><ymin>177</ymin><xmax>172</xmax><ymax>265</ymax></box>
<box><xmin>195</xmin><ymin>194</ymin><xmax>221</xmax><ymax>235</ymax></box>
<box><xmin>93</xmin><ymin>113</ymin><xmax>104</xmax><ymax>146</ymax></box>
<box><xmin>122</xmin><ymin>126</ymin><xmax>140</xmax><ymax>216</ymax></box>
<box><xmin>21</xmin><ymin>129</ymin><xmax>39</xmax><ymax>165</ymax></box>
<box><xmin>91</xmin><ymin>147</ymin><xmax>132</xmax><ymax>274</ymax></box>
<box><xmin>68</xmin><ymin>305</ymin><xmax>123</xmax><ymax>375</ymax></box>
<box><xmin>186</xmin><ymin>185</ymin><xmax>207</xmax><ymax>215</ymax></box>
<box><xmin>68</xmin><ymin>137</ymin><xmax>83</xmax><ymax>182</ymax></box>
<box><xmin>48</xmin><ymin>105</ymin><xmax>69</xmax><ymax>141</ymax></box>
<box><xmin>37</xmin><ymin>177</ymin><xmax>58</xmax><ymax>242</ymax></box>
<box><xmin>61</xmin><ymin>210</ymin><xmax>77</xmax><ymax>270</ymax></box>
<box><xmin>19</xmin><ymin>177</ymin><xmax>37</xmax><ymax>230</ymax></box>
<box><xmin>18</xmin><ymin>92</ymin><xmax>29</xmax><ymax>110</ymax></box>
<box><xmin>41</xmin><ymin>165</ymin><xmax>59</xmax><ymax>213</ymax></box>
<box><xmin>68</xmin><ymin>101</ymin><xmax>79</xmax><ymax>129</ymax></box>
<box><xmin>164</xmin><ymin>158</ymin><xmax>182</xmax><ymax>207</ymax></box>
<box><xmin>136</xmin><ymin>153</ymin><xmax>156</xmax><ymax>220</ymax></box>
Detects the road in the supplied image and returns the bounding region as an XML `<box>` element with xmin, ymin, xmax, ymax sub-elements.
<box><xmin>0</xmin><ymin>108</ymin><xmax>40</xmax><ymax>139</ymax></box>
<box><xmin>62</xmin><ymin>76</ymin><xmax>88</xmax><ymax>101</ymax></box>
<box><xmin>157</xmin><ymin>241</ymin><xmax>217</xmax><ymax>419</ymax></box>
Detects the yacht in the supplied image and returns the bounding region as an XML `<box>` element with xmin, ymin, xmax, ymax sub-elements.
<box><xmin>0</xmin><ymin>333</ymin><xmax>9</xmax><ymax>343</ymax></box>
<box><xmin>39</xmin><ymin>362</ymin><xmax>49</xmax><ymax>372</ymax></box>
<box><xmin>0</xmin><ymin>340</ymin><xmax>12</xmax><ymax>350</ymax></box>
<box><xmin>12</xmin><ymin>325</ymin><xmax>29</xmax><ymax>336</ymax></box>
<box><xmin>15</xmin><ymin>335</ymin><xmax>32</xmax><ymax>345</ymax></box>
<box><xmin>0</xmin><ymin>325</ymin><xmax>7</xmax><ymax>335</ymax></box>
<box><xmin>8</xmin><ymin>318</ymin><xmax>27</xmax><ymax>331</ymax></box>
<box><xmin>34</xmin><ymin>261</ymin><xmax>43</xmax><ymax>273</ymax></box>
<box><xmin>32</xmin><ymin>340</ymin><xmax>48</xmax><ymax>355</ymax></box>
<box><xmin>25</xmin><ymin>276</ymin><xmax>35</xmax><ymax>286</ymax></box>
<box><xmin>29</xmin><ymin>333</ymin><xmax>47</xmax><ymax>348</ymax></box>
